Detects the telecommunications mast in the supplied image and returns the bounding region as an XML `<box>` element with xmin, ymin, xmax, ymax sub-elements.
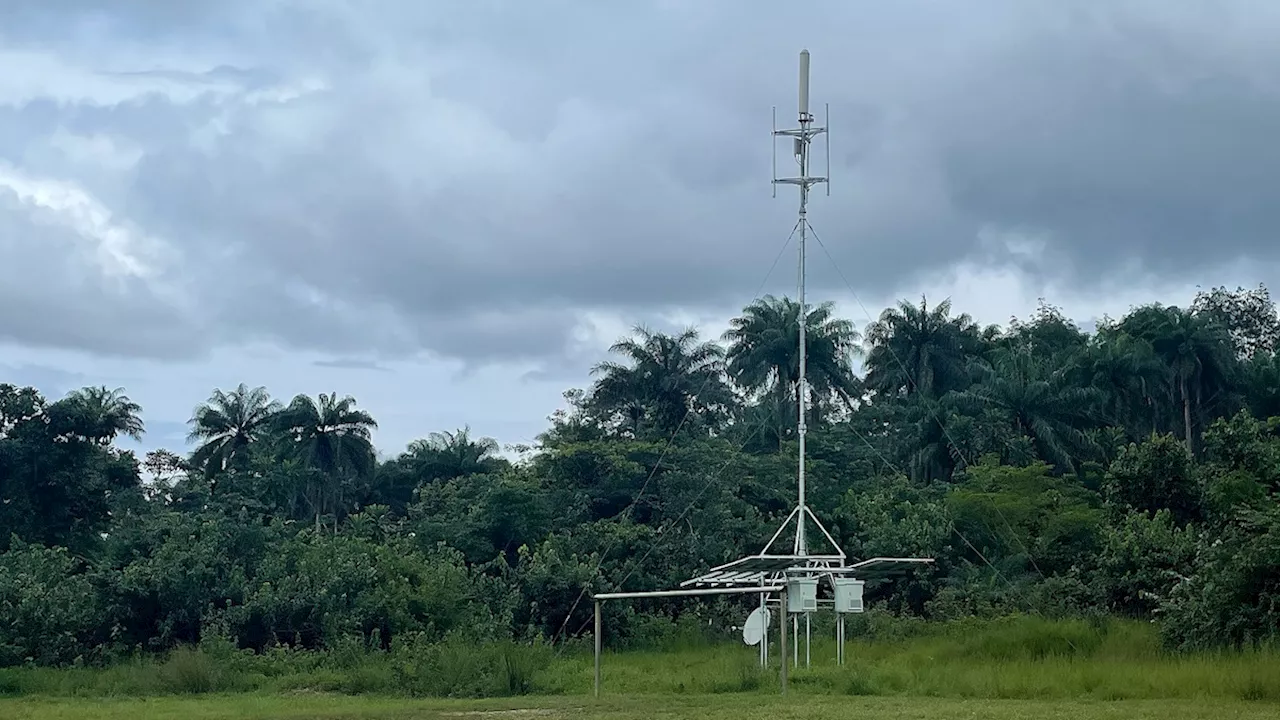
<box><xmin>771</xmin><ymin>47</ymin><xmax>829</xmax><ymax>559</ymax></box>
<box><xmin>589</xmin><ymin>50</ymin><xmax>933</xmax><ymax>697</ymax></box>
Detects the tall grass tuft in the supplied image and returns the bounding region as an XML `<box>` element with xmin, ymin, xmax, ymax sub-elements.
<box><xmin>158</xmin><ymin>646</ymin><xmax>223</xmax><ymax>694</ymax></box>
<box><xmin>1</xmin><ymin>617</ymin><xmax>1277</xmax><ymax>702</ymax></box>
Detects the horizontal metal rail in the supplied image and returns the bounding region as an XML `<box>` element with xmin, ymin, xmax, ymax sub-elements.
<box><xmin>593</xmin><ymin>585</ymin><xmax>784</xmax><ymax>601</ymax></box>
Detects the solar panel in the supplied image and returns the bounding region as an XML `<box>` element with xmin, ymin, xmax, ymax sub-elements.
<box><xmin>679</xmin><ymin>554</ymin><xmax>934</xmax><ymax>587</ymax></box>
<box><xmin>680</xmin><ymin>553</ymin><xmax>853</xmax><ymax>587</ymax></box>
<box><xmin>846</xmin><ymin>557</ymin><xmax>936</xmax><ymax>578</ymax></box>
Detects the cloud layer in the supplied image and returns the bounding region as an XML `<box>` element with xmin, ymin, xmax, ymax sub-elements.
<box><xmin>4</xmin><ymin>0</ymin><xmax>1280</xmax><ymax>370</ymax></box>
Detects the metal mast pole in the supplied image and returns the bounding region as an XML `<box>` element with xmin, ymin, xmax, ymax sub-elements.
<box><xmin>795</xmin><ymin>49</ymin><xmax>811</xmax><ymax>557</ymax></box>
<box><xmin>773</xmin><ymin>51</ymin><xmax>827</xmax><ymax>555</ymax></box>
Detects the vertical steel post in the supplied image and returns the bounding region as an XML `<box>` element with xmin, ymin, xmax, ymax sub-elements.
<box><xmin>783</xmin><ymin>609</ymin><xmax>793</xmax><ymax>666</ymax></box>
<box><xmin>593</xmin><ymin>600</ymin><xmax>602</xmax><ymax>697</ymax></box>
<box><xmin>779</xmin><ymin>590</ymin><xmax>789</xmax><ymax>695</ymax></box>
<box><xmin>805</xmin><ymin>612</ymin><xmax>811</xmax><ymax>668</ymax></box>
<box><xmin>759</xmin><ymin>582</ymin><xmax>767</xmax><ymax>668</ymax></box>
<box><xmin>837</xmin><ymin>614</ymin><xmax>845</xmax><ymax>665</ymax></box>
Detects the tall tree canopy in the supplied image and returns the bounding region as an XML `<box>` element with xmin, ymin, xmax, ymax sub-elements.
<box><xmin>3</xmin><ymin>286</ymin><xmax>1280</xmax><ymax>667</ymax></box>
<box><xmin>590</xmin><ymin>326</ymin><xmax>735</xmax><ymax>438</ymax></box>
<box><xmin>723</xmin><ymin>295</ymin><xmax>861</xmax><ymax>443</ymax></box>
<box><xmin>187</xmin><ymin>383</ymin><xmax>282</xmax><ymax>477</ymax></box>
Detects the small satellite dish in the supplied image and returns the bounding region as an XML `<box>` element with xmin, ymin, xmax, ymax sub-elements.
<box><xmin>741</xmin><ymin>607</ymin><xmax>771</xmax><ymax>646</ymax></box>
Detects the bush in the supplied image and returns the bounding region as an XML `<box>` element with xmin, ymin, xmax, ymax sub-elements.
<box><xmin>1160</xmin><ymin>507</ymin><xmax>1280</xmax><ymax>650</ymax></box>
<box><xmin>0</xmin><ymin>541</ymin><xmax>106</xmax><ymax>666</ymax></box>
<box><xmin>384</xmin><ymin>636</ymin><xmax>554</xmax><ymax>698</ymax></box>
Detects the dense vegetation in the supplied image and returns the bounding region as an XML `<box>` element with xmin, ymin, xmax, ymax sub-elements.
<box><xmin>2</xmin><ymin>285</ymin><xmax>1279</xmax><ymax>679</ymax></box>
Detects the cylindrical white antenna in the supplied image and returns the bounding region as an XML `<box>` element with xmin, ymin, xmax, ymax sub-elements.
<box><xmin>798</xmin><ymin>49</ymin><xmax>811</xmax><ymax>117</ymax></box>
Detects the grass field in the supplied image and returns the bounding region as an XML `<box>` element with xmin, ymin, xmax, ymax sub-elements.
<box><xmin>3</xmin><ymin>694</ymin><xmax>1278</xmax><ymax>720</ymax></box>
<box><xmin>1</xmin><ymin>617</ymin><xmax>1277</xmax><ymax>718</ymax></box>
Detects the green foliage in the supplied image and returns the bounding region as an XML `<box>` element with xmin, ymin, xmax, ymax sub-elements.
<box><xmin>837</xmin><ymin>474</ymin><xmax>952</xmax><ymax>560</ymax></box>
<box><xmin>0</xmin><ymin>540</ymin><xmax>105</xmax><ymax>666</ymax></box>
<box><xmin>1199</xmin><ymin>411</ymin><xmax>1280</xmax><ymax>522</ymax></box>
<box><xmin>158</xmin><ymin>646</ymin><xmax>226</xmax><ymax>694</ymax></box>
<box><xmin>948</xmin><ymin>461</ymin><xmax>1104</xmax><ymax>578</ymax></box>
<box><xmin>4</xmin><ymin>284</ymin><xmax>1280</xmax><ymax>680</ymax></box>
<box><xmin>221</xmin><ymin>533</ymin><xmax>504</xmax><ymax>650</ymax></box>
<box><xmin>410</xmin><ymin>473</ymin><xmax>551</xmax><ymax>564</ymax></box>
<box><xmin>107</xmin><ymin>510</ymin><xmax>267</xmax><ymax>649</ymax></box>
<box><xmin>723</xmin><ymin>295</ymin><xmax>862</xmax><ymax>440</ymax></box>
<box><xmin>1105</xmin><ymin>434</ymin><xmax>1201</xmax><ymax>525</ymax></box>
<box><xmin>1160</xmin><ymin>506</ymin><xmax>1280</xmax><ymax>650</ymax></box>
<box><xmin>589</xmin><ymin>326</ymin><xmax>735</xmax><ymax>438</ymax></box>
<box><xmin>0</xmin><ymin>384</ymin><xmax>143</xmax><ymax>553</ymax></box>
<box><xmin>1094</xmin><ymin>510</ymin><xmax>1198</xmax><ymax>616</ymax></box>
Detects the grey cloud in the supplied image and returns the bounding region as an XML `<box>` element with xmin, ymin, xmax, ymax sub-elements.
<box><xmin>0</xmin><ymin>362</ymin><xmax>85</xmax><ymax>398</ymax></box>
<box><xmin>3</xmin><ymin>0</ymin><xmax>1280</xmax><ymax>367</ymax></box>
<box><xmin>933</xmin><ymin>7</ymin><xmax>1280</xmax><ymax>284</ymax></box>
<box><xmin>312</xmin><ymin>358</ymin><xmax>389</xmax><ymax>371</ymax></box>
<box><xmin>0</xmin><ymin>185</ymin><xmax>205</xmax><ymax>359</ymax></box>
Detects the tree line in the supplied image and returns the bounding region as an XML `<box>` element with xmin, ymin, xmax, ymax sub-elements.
<box><xmin>2</xmin><ymin>285</ymin><xmax>1278</xmax><ymax>666</ymax></box>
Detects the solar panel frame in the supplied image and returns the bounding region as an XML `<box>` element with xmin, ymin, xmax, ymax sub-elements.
<box><xmin>679</xmin><ymin>554</ymin><xmax>935</xmax><ymax>587</ymax></box>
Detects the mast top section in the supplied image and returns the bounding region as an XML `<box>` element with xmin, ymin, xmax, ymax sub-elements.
<box><xmin>772</xmin><ymin>51</ymin><xmax>829</xmax><ymax>192</ymax></box>
<box><xmin>799</xmin><ymin>49</ymin><xmax>811</xmax><ymax>117</ymax></box>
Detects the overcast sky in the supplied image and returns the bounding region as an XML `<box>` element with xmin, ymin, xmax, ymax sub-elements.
<box><xmin>3</xmin><ymin>0</ymin><xmax>1280</xmax><ymax>457</ymax></box>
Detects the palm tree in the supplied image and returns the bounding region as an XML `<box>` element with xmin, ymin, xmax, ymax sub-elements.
<box><xmin>958</xmin><ymin>346</ymin><xmax>1103</xmax><ymax>473</ymax></box>
<box><xmin>406</xmin><ymin>426</ymin><xmax>506</xmax><ymax>481</ymax></box>
<box><xmin>187</xmin><ymin>383</ymin><xmax>282</xmax><ymax>477</ymax></box>
<box><xmin>276</xmin><ymin>392</ymin><xmax>378</xmax><ymax>530</ymax></box>
<box><xmin>895</xmin><ymin>393</ymin><xmax>963</xmax><ymax>481</ymax></box>
<box><xmin>591</xmin><ymin>326</ymin><xmax>733</xmax><ymax>437</ymax></box>
<box><xmin>1117</xmin><ymin>305</ymin><xmax>1239</xmax><ymax>450</ymax></box>
<box><xmin>1075</xmin><ymin>331</ymin><xmax>1168</xmax><ymax>439</ymax></box>
<box><xmin>368</xmin><ymin>427</ymin><xmax>505</xmax><ymax>516</ymax></box>
<box><xmin>59</xmin><ymin>386</ymin><xmax>144</xmax><ymax>444</ymax></box>
<box><xmin>864</xmin><ymin>296</ymin><xmax>979</xmax><ymax>400</ymax></box>
<box><xmin>722</xmin><ymin>295</ymin><xmax>861</xmax><ymax>438</ymax></box>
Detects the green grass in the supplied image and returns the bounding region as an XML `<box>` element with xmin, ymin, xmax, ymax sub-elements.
<box><xmin>1</xmin><ymin>617</ymin><xmax>1277</xmax><ymax>718</ymax></box>
<box><xmin>1</xmin><ymin>694</ymin><xmax>1277</xmax><ymax>720</ymax></box>
<box><xmin>588</xmin><ymin>616</ymin><xmax>1280</xmax><ymax>701</ymax></box>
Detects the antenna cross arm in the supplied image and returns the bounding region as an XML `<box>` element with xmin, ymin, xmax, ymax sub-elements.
<box><xmin>773</xmin><ymin>177</ymin><xmax>828</xmax><ymax>186</ymax></box>
<box><xmin>773</xmin><ymin>127</ymin><xmax>827</xmax><ymax>139</ymax></box>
